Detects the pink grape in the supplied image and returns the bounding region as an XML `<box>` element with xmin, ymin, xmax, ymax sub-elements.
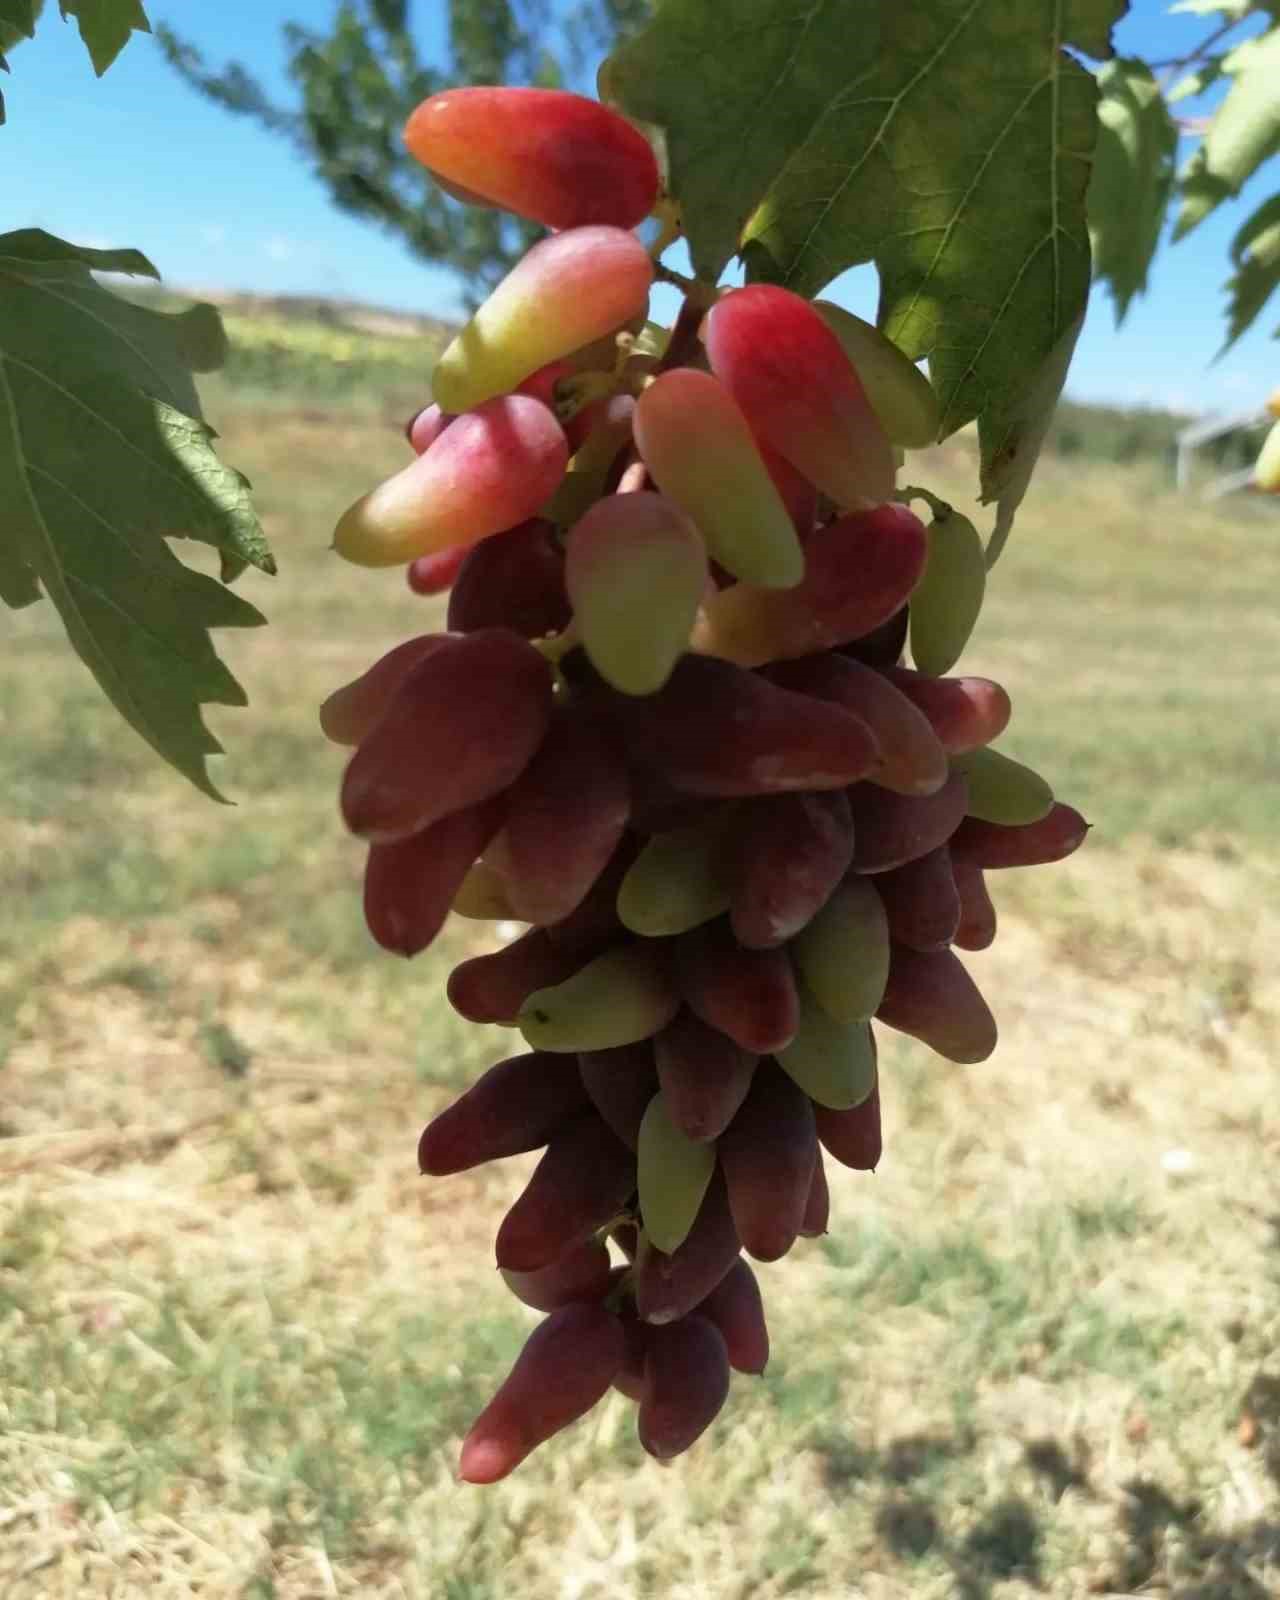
<box><xmin>719</xmin><ymin>789</ymin><xmax>855</xmax><ymax>949</ymax></box>
<box><xmin>718</xmin><ymin>1061</ymin><xmax>817</xmax><ymax>1262</ymax></box>
<box><xmin>883</xmin><ymin>668</ymin><xmax>1013</xmax><ymax>755</ymax></box>
<box><xmin>951</xmin><ymin>856</ymin><xmax>998</xmax><ymax>950</ymax></box>
<box><xmin>800</xmin><ymin>1149</ymin><xmax>830</xmax><ymax>1238</ymax></box>
<box><xmin>638</xmin><ymin>1316</ymin><xmax>731</xmax><ymax>1459</ymax></box>
<box><xmin>948</xmin><ymin>803</ymin><xmax>1090</xmax><ymax>869</ymax></box>
<box><xmin>447</xmin><ymin>518</ymin><xmax>571</xmax><ymax>639</ymax></box>
<box><xmin>340</xmin><ymin>629</ymin><xmax>554</xmax><ymax>843</ymax></box>
<box><xmin>417</xmin><ymin>1051</ymin><xmax>591</xmax><ymax>1176</ymax></box>
<box><xmin>364</xmin><ymin>797</ymin><xmax>504</xmax><ymax>958</ymax></box>
<box><xmin>815</xmin><ymin>1080</ymin><xmax>882</xmax><ymax>1171</ymax></box>
<box><xmin>704</xmin><ymin>284</ymin><xmax>896</xmax><ymax>508</ymax></box>
<box><xmin>447</xmin><ymin>929</ymin><xmax>598</xmax><ymax>1026</ymax></box>
<box><xmin>497</xmin><ymin>710</ymin><xmax>631</xmax><ymax>925</ymax></box>
<box><xmin>458</xmin><ymin>1302</ymin><xmax>626</xmax><ymax>1483</ymax></box>
<box><xmin>500</xmin><ymin>1236</ymin><xmax>613</xmax><ymax>1313</ymax></box>
<box><xmin>675</xmin><ymin>923</ymin><xmax>799</xmax><ymax>1055</ymax></box>
<box><xmin>653</xmin><ymin>1010</ymin><xmax>758</xmax><ymax>1142</ymax></box>
<box><xmin>404</xmin><ymin>87</ymin><xmax>659</xmax><ymax>231</ymax></box>
<box><xmin>405</xmin><ymin>403</ymin><xmax>453</xmax><ymax>454</ymax></box>
<box><xmin>873</xmin><ymin>846</ymin><xmax>961</xmax><ymax>951</ymax></box>
<box><xmin>334</xmin><ymin>395</ymin><xmax>569</xmax><ymax>566</ymax></box>
<box><xmin>848</xmin><ymin>770</ymin><xmax>969</xmax><ymax>873</ymax></box>
<box><xmin>698</xmin><ymin>1259</ymin><xmax>770</xmax><ymax>1374</ymax></box>
<box><xmin>875</xmin><ymin>945</ymin><xmax>997</xmax><ymax>1063</ymax></box>
<box><xmin>495</xmin><ymin>1113</ymin><xmax>637</xmax><ymax>1272</ymax></box>
<box><xmin>635</xmin><ymin>1171</ymin><xmax>741</xmax><ymax>1325</ymax></box>
<box><xmin>578</xmin><ymin>1041</ymin><xmax>660</xmax><ymax>1149</ymax></box>
<box><xmin>407</xmin><ymin>546</ymin><xmax>470</xmax><ymax>596</ymax></box>
<box><xmin>758</xmin><ymin>440</ymin><xmax>818</xmax><ymax>538</ymax></box>
<box><xmin>318</xmin><ymin>634</ymin><xmax>453</xmax><ymax>748</ymax></box>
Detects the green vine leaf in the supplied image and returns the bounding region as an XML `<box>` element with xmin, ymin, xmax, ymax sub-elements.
<box><xmin>1173</xmin><ymin>28</ymin><xmax>1280</xmax><ymax>240</ymax></box>
<box><xmin>0</xmin><ymin>229</ymin><xmax>274</xmax><ymax>800</ymax></box>
<box><xmin>57</xmin><ymin>0</ymin><xmax>150</xmax><ymax>76</ymax></box>
<box><xmin>1089</xmin><ymin>58</ymin><xmax>1178</xmax><ymax>324</ymax></box>
<box><xmin>1221</xmin><ymin>191</ymin><xmax>1280</xmax><ymax>347</ymax></box>
<box><xmin>605</xmin><ymin>0</ymin><xmax>1124</xmax><ymax>552</ymax></box>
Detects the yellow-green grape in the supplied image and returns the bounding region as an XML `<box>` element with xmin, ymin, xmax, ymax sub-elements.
<box><xmin>791</xmin><ymin>878</ymin><xmax>890</xmax><ymax>1025</ymax></box>
<box><xmin>617</xmin><ymin>817</ymin><xmax>730</xmax><ymax>937</ymax></box>
<box><xmin>909</xmin><ymin>506</ymin><xmax>987</xmax><ymax>675</ymax></box>
<box><xmin>451</xmin><ymin>860</ymin><xmax>516</xmax><ymax>921</ymax></box>
<box><xmin>777</xmin><ymin>988</ymin><xmax>877</xmax><ymax>1109</ymax></box>
<box><xmin>565</xmin><ymin>491</ymin><xmax>707</xmax><ymax>695</ymax></box>
<box><xmin>953</xmin><ymin>747</ymin><xmax>1054</xmax><ymax>825</ymax></box>
<box><xmin>518</xmin><ymin>944</ymin><xmax>679</xmax><ymax>1052</ymax></box>
<box><xmin>633</xmin><ymin>368</ymin><xmax>804</xmax><ymax>588</ymax></box>
<box><xmin>814</xmin><ymin>301</ymin><xmax>940</xmax><ymax>449</ymax></box>
<box><xmin>637</xmin><ymin>1092</ymin><xmax>716</xmax><ymax>1253</ymax></box>
<box><xmin>431</xmin><ymin>225</ymin><xmax>653</xmax><ymax>414</ymax></box>
<box><xmin>1256</xmin><ymin>418</ymin><xmax>1280</xmax><ymax>492</ymax></box>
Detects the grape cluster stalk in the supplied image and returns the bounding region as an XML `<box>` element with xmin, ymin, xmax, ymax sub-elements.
<box><xmin>322</xmin><ymin>85</ymin><xmax>1090</xmax><ymax>1482</ymax></box>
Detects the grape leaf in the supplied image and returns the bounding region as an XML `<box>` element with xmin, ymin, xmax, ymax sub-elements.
<box><xmin>57</xmin><ymin>0</ymin><xmax>149</xmax><ymax>76</ymax></box>
<box><xmin>1221</xmin><ymin>191</ymin><xmax>1280</xmax><ymax>347</ymax></box>
<box><xmin>0</xmin><ymin>230</ymin><xmax>274</xmax><ymax>799</ymax></box>
<box><xmin>1088</xmin><ymin>59</ymin><xmax>1178</xmax><ymax>324</ymax></box>
<box><xmin>0</xmin><ymin>0</ymin><xmax>40</xmax><ymax>37</ymax></box>
<box><xmin>605</xmin><ymin>0</ymin><xmax>1123</xmax><ymax>549</ymax></box>
<box><xmin>1174</xmin><ymin>28</ymin><xmax>1280</xmax><ymax>239</ymax></box>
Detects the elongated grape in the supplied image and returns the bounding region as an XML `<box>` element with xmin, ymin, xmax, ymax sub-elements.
<box><xmin>952</xmin><ymin>747</ymin><xmax>1053</xmax><ymax>826</ymax></box>
<box><xmin>719</xmin><ymin>1061</ymin><xmax>817</xmax><ymax>1262</ymax></box>
<box><xmin>758</xmin><ymin>440</ymin><xmax>818</xmax><ymax>538</ymax></box>
<box><xmin>777</xmin><ymin>986</ymin><xmax>878</xmax><ymax>1109</ymax></box>
<box><xmin>612</xmin><ymin>1299</ymin><xmax>651</xmax><ymax>1401</ymax></box>
<box><xmin>791</xmin><ymin>877</ymin><xmax>891</xmax><ymax>1025</ymax></box>
<box><xmin>768</xmin><ymin>655</ymin><xmax>947</xmax><ymax>797</ymax></box>
<box><xmin>842</xmin><ymin>604</ymin><xmax>909</xmax><ymax>670</ymax></box>
<box><xmin>848</xmin><ymin>770</ymin><xmax>969</xmax><ymax>873</ymax></box>
<box><xmin>543</xmin><ymin>835</ymin><xmax>640</xmax><ymax>952</ymax></box>
<box><xmin>615</xmin><ymin>655</ymin><xmax>881</xmax><ymax>797</ymax></box>
<box><xmin>451</xmin><ymin>859</ymin><xmax>517</xmax><ymax>921</ymax></box>
<box><xmin>565</xmin><ymin>491</ymin><xmax>707</xmax><ymax>696</ymax></box>
<box><xmin>876</xmin><ymin>945</ymin><xmax>997</xmax><ymax>1063</ymax></box>
<box><xmin>501</xmin><ymin>1237</ymin><xmax>613</xmax><ymax>1313</ymax></box>
<box><xmin>691</xmin><ymin>504</ymin><xmax>928</xmax><ymax>667</ymax></box>
<box><xmin>578</xmin><ymin>1041</ymin><xmax>659</xmax><ymax>1149</ymax></box>
<box><xmin>800</xmin><ymin>1151</ymin><xmax>830</xmax><ymax>1238</ymax></box>
<box><xmin>364</xmin><ymin>798</ymin><xmax>504</xmax><ymax>958</ymax></box>
<box><xmin>406</xmin><ymin>403</ymin><xmax>452</xmax><ymax>454</ymax></box>
<box><xmin>653</xmin><ymin>1011</ymin><xmax>757</xmax><ymax>1142</ymax></box>
<box><xmin>634</xmin><ymin>368</ymin><xmax>803</xmax><ymax>588</ymax></box>
<box><xmin>498</xmin><ymin>711</ymin><xmax>630</xmax><ymax>926</ymax></box>
<box><xmin>699</xmin><ymin>1259</ymin><xmax>769</xmax><ymax>1374</ymax></box>
<box><xmin>813</xmin><ymin>301</ymin><xmax>940</xmax><ymax>449</ymax></box>
<box><xmin>635</xmin><ymin>1172</ymin><xmax>741</xmax><ymax>1324</ymax></box>
<box><xmin>319</xmin><ymin>634</ymin><xmax>454</xmax><ymax>748</ymax></box>
<box><xmin>720</xmin><ymin>789</ymin><xmax>854</xmax><ymax>949</ymax></box>
<box><xmin>1256</xmin><ymin>417</ymin><xmax>1280</xmax><ymax>492</ymax></box>
<box><xmin>948</xmin><ymin>803</ymin><xmax>1089</xmax><ymax>869</ymax></box>
<box><xmin>458</xmin><ymin>1302</ymin><xmax>625</xmax><ymax>1483</ymax></box>
<box><xmin>407</xmin><ymin>545</ymin><xmax>470</xmax><ymax>596</ymax></box>
<box><xmin>873</xmin><ymin>846</ymin><xmax>961</xmax><ymax>952</ymax></box>
<box><xmin>882</xmin><ymin>667</ymin><xmax>1012</xmax><ymax>754</ymax></box>
<box><xmin>705</xmin><ymin>285</ymin><xmax>896</xmax><ymax>508</ymax></box>
<box><xmin>638</xmin><ymin>1092</ymin><xmax>717</xmax><ymax>1254</ymax></box>
<box><xmin>519</xmin><ymin>942</ymin><xmax>680</xmax><ymax>1053</ymax></box>
<box><xmin>431</xmin><ymin>226</ymin><xmax>653</xmax><ymax>414</ymax></box>
<box><xmin>617</xmin><ymin>815</ymin><xmax>731</xmax><ymax>937</ymax></box>
<box><xmin>951</xmin><ymin>855</ymin><xmax>997</xmax><ymax>950</ymax></box>
<box><xmin>639</xmin><ymin>1315</ymin><xmax>731</xmax><ymax>1459</ymax></box>
<box><xmin>334</xmin><ymin>395</ymin><xmax>568</xmax><ymax>566</ymax></box>
<box><xmin>815</xmin><ymin>1080</ymin><xmax>882</xmax><ymax>1171</ymax></box>
<box><xmin>447</xmin><ymin>519</ymin><xmax>571</xmax><ymax>639</ymax></box>
<box><xmin>909</xmin><ymin>507</ymin><xmax>987</xmax><ymax>675</ymax></box>
<box><xmin>405</xmin><ymin>88</ymin><xmax>659</xmax><ymax>231</ymax></box>
<box><xmin>495</xmin><ymin>1112</ymin><xmax>637</xmax><ymax>1271</ymax></box>
<box><xmin>448</xmin><ymin>928</ymin><xmax>597</xmax><ymax>1026</ymax></box>
<box><xmin>340</xmin><ymin>630</ymin><xmax>554</xmax><ymax>843</ymax></box>
<box><xmin>675</xmin><ymin>923</ymin><xmax>799</xmax><ymax>1055</ymax></box>
<box><xmin>417</xmin><ymin>1051</ymin><xmax>590</xmax><ymax>1176</ymax></box>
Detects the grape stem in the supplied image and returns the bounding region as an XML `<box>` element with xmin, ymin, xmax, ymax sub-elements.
<box><xmin>898</xmin><ymin>483</ymin><xmax>954</xmax><ymax>521</ymax></box>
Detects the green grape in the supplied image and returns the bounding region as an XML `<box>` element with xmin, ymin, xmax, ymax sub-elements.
<box><xmin>813</xmin><ymin>301</ymin><xmax>940</xmax><ymax>449</ymax></box>
<box><xmin>777</xmin><ymin>986</ymin><xmax>877</xmax><ymax>1110</ymax></box>
<box><xmin>1256</xmin><ymin>419</ymin><xmax>1280</xmax><ymax>493</ymax></box>
<box><xmin>909</xmin><ymin>507</ymin><xmax>987</xmax><ymax>676</ymax></box>
<box><xmin>952</xmin><ymin>747</ymin><xmax>1054</xmax><ymax>826</ymax></box>
<box><xmin>638</xmin><ymin>1092</ymin><xmax>716</xmax><ymax>1254</ymax></box>
<box><xmin>518</xmin><ymin>944</ymin><xmax>679</xmax><ymax>1053</ymax></box>
<box><xmin>791</xmin><ymin>877</ymin><xmax>890</xmax><ymax>1025</ymax></box>
<box><xmin>617</xmin><ymin>817</ymin><xmax>730</xmax><ymax>937</ymax></box>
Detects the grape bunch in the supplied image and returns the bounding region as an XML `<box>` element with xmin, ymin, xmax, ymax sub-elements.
<box><xmin>322</xmin><ymin>85</ymin><xmax>1090</xmax><ymax>1482</ymax></box>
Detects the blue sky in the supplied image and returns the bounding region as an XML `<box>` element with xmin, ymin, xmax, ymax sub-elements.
<box><xmin>4</xmin><ymin>0</ymin><xmax>1277</xmax><ymax>414</ymax></box>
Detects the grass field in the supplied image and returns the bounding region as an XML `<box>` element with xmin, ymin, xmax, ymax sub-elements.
<box><xmin>1</xmin><ymin>304</ymin><xmax>1278</xmax><ymax>1599</ymax></box>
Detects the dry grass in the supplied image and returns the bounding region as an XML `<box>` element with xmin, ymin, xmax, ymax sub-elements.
<box><xmin>1</xmin><ymin>380</ymin><xmax>1278</xmax><ymax>1598</ymax></box>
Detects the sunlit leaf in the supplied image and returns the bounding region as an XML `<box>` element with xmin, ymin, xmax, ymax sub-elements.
<box><xmin>1089</xmin><ymin>58</ymin><xmax>1178</xmax><ymax>323</ymax></box>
